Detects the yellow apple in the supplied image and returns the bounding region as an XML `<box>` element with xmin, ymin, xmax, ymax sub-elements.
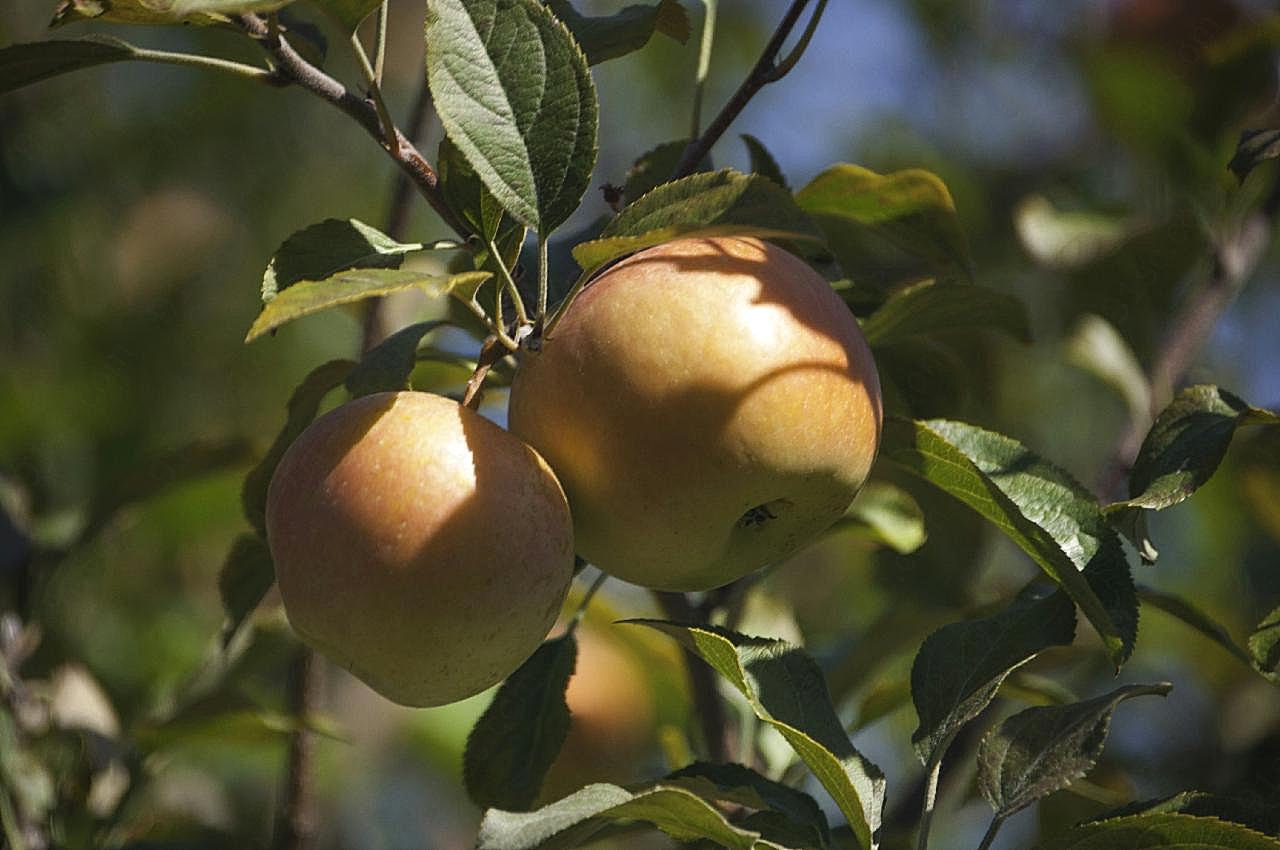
<box><xmin>508</xmin><ymin>236</ymin><xmax>882</xmax><ymax>591</ymax></box>
<box><xmin>265</xmin><ymin>391</ymin><xmax>574</xmax><ymax>707</ymax></box>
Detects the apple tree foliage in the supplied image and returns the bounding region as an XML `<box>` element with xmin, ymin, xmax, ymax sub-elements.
<box><xmin>3</xmin><ymin>1</ymin><xmax>1280</xmax><ymax>849</ymax></box>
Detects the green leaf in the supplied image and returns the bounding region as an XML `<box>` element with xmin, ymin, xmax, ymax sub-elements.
<box><xmin>627</xmin><ymin>621</ymin><xmax>884</xmax><ymax>850</ymax></box>
<box><xmin>0</xmin><ymin>37</ymin><xmax>143</xmax><ymax>93</ymax></box>
<box><xmin>245</xmin><ymin>269</ymin><xmax>490</xmax><ymax>341</ymax></box>
<box><xmin>50</xmin><ymin>0</ymin><xmax>287</xmax><ymax>26</ymax></box>
<box><xmin>465</xmin><ymin>633</ymin><xmax>577</xmax><ymax>811</ymax></box>
<box><xmin>621</xmin><ymin>139</ymin><xmax>711</xmax><ymax>206</ymax></box>
<box><xmin>477</xmin><ymin>782</ymin><xmax>778</xmax><ymax>850</ymax></box>
<box><xmin>261</xmin><ymin>218</ymin><xmax>424</xmax><ymax>303</ymax></box>
<box><xmin>241</xmin><ymin>360</ymin><xmax>356</xmax><ymax>539</ymax></box>
<box><xmin>1034</xmin><ymin>813</ymin><xmax>1280</xmax><ymax>850</ymax></box>
<box><xmin>1137</xmin><ymin>585</ymin><xmax>1253</xmax><ymax>667</ymax></box>
<box><xmin>1229</xmin><ymin>128</ymin><xmax>1280</xmax><ymax>184</ymax></box>
<box><xmin>1014</xmin><ymin>195</ymin><xmax>1138</xmax><ymax>270</ymax></box>
<box><xmin>1249</xmin><ymin>605</ymin><xmax>1280</xmax><ymax>685</ymax></box>
<box><xmin>345</xmin><ymin>321</ymin><xmax>449</xmax><ymax>398</ymax></box>
<box><xmin>1099</xmin><ymin>791</ymin><xmax>1279</xmax><ymax>835</ymax></box>
<box><xmin>1065</xmin><ymin>314</ymin><xmax>1150</xmax><ymax>421</ymax></box>
<box><xmin>833</xmin><ymin>481</ymin><xmax>926</xmax><ymax>555</ymax></box>
<box><xmin>308</xmin><ymin>0</ymin><xmax>380</xmax><ymax>32</ymax></box>
<box><xmin>218</xmin><ymin>534</ymin><xmax>275</xmax><ymax>647</ymax></box>
<box><xmin>1110</xmin><ymin>386</ymin><xmax>1279</xmax><ymax>513</ymax></box>
<box><xmin>438</xmin><ymin>136</ymin><xmax>509</xmax><ymax>244</ymax></box>
<box><xmin>572</xmin><ymin>170</ymin><xmax>821</xmax><ymax>275</ymax></box>
<box><xmin>665</xmin><ymin>762</ymin><xmax>831</xmax><ymax>850</ymax></box>
<box><xmin>741</xmin><ymin>134</ymin><xmax>789</xmax><ymax>191</ymax></box>
<box><xmin>426</xmin><ymin>0</ymin><xmax>599</xmax><ymax>234</ymax></box>
<box><xmin>911</xmin><ymin>588</ymin><xmax>1077</xmax><ymax>763</ymax></box>
<box><xmin>978</xmin><ymin>682</ymin><xmax>1171</xmax><ymax>818</ymax></box>
<box><xmin>545</xmin><ymin>0</ymin><xmax>690</xmax><ymax>65</ymax></box>
<box><xmin>880</xmin><ymin>418</ymin><xmax>1136</xmax><ymax>666</ymax></box>
<box><xmin>795</xmin><ymin>164</ymin><xmax>973</xmax><ymax>283</ymax></box>
<box><xmin>860</xmin><ymin>278</ymin><xmax>1031</xmax><ymax>347</ymax></box>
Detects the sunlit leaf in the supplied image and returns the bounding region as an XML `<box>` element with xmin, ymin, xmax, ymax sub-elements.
<box><xmin>911</xmin><ymin>587</ymin><xmax>1076</xmax><ymax>763</ymax></box>
<box><xmin>1250</xmin><ymin>605</ymin><xmax>1280</xmax><ymax>685</ymax></box>
<box><xmin>245</xmin><ymin>269</ymin><xmax>490</xmax><ymax>341</ymax></box>
<box><xmin>833</xmin><ymin>481</ymin><xmax>926</xmax><ymax>554</ymax></box>
<box><xmin>50</xmin><ymin>0</ymin><xmax>288</xmax><ymax>26</ymax></box>
<box><xmin>545</xmin><ymin>0</ymin><xmax>690</xmax><ymax>65</ymax></box>
<box><xmin>978</xmin><ymin>683</ymin><xmax>1171</xmax><ymax>818</ymax></box>
<box><xmin>309</xmin><ymin>0</ymin><xmax>381</xmax><ymax>32</ymax></box>
<box><xmin>1014</xmin><ymin>195</ymin><xmax>1139</xmax><ymax>269</ymax></box>
<box><xmin>795</xmin><ymin>163</ymin><xmax>973</xmax><ymax>283</ymax></box>
<box><xmin>260</xmin><ymin>218</ymin><xmax>424</xmax><ymax>303</ymax></box>
<box><xmin>465</xmin><ymin>633</ymin><xmax>577</xmax><ymax>811</ymax></box>
<box><xmin>573</xmin><ymin>170</ymin><xmax>820</xmax><ymax>275</ymax></box>
<box><xmin>426</xmin><ymin>0</ymin><xmax>598</xmax><ymax>234</ymax></box>
<box><xmin>1034</xmin><ymin>813</ymin><xmax>1280</xmax><ymax>850</ymax></box>
<box><xmin>881</xmin><ymin>418</ymin><xmax>1135</xmax><ymax>666</ymax></box>
<box><xmin>621</xmin><ymin>139</ymin><xmax>710</xmax><ymax>206</ymax></box>
<box><xmin>860</xmin><ymin>278</ymin><xmax>1030</xmax><ymax>347</ymax></box>
<box><xmin>665</xmin><ymin>762</ymin><xmax>830</xmax><ymax>850</ymax></box>
<box><xmin>628</xmin><ymin>621</ymin><xmax>884</xmax><ymax>850</ymax></box>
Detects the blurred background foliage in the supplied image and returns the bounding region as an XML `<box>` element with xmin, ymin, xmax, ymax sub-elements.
<box><xmin>2</xmin><ymin>0</ymin><xmax>1280</xmax><ymax>848</ymax></box>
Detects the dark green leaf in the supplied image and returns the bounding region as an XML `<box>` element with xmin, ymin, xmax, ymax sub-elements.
<box><xmin>438</xmin><ymin>136</ymin><xmax>509</xmax><ymax>244</ymax></box>
<box><xmin>1250</xmin><ymin>605</ymin><xmax>1280</xmax><ymax>685</ymax></box>
<box><xmin>978</xmin><ymin>682</ymin><xmax>1171</xmax><ymax>818</ymax></box>
<box><xmin>245</xmin><ymin>269</ymin><xmax>490</xmax><ymax>341</ymax></box>
<box><xmin>832</xmin><ymin>481</ymin><xmax>926</xmax><ymax>555</ymax></box>
<box><xmin>911</xmin><ymin>588</ymin><xmax>1076</xmax><ymax>763</ymax></box>
<box><xmin>345</xmin><ymin>321</ymin><xmax>449</xmax><ymax>398</ymax></box>
<box><xmin>573</xmin><ymin>170</ymin><xmax>821</xmax><ymax>275</ymax></box>
<box><xmin>1110</xmin><ymin>385</ymin><xmax>1279</xmax><ymax>512</ymax></box>
<box><xmin>872</xmin><ymin>338</ymin><xmax>969</xmax><ymax>419</ymax></box>
<box><xmin>666</xmin><ymin>762</ymin><xmax>831</xmax><ymax>849</ymax></box>
<box><xmin>1137</xmin><ymin>585</ymin><xmax>1253</xmax><ymax>667</ymax></box>
<box><xmin>795</xmin><ymin>163</ymin><xmax>973</xmax><ymax>283</ymax></box>
<box><xmin>309</xmin><ymin>0</ymin><xmax>380</xmax><ymax>32</ymax></box>
<box><xmin>621</xmin><ymin>139</ymin><xmax>711</xmax><ymax>206</ymax></box>
<box><xmin>1229</xmin><ymin>128</ymin><xmax>1280</xmax><ymax>184</ymax></box>
<box><xmin>545</xmin><ymin>0</ymin><xmax>690</xmax><ymax>65</ymax></box>
<box><xmin>627</xmin><ymin>621</ymin><xmax>884</xmax><ymax>850</ymax></box>
<box><xmin>465</xmin><ymin>633</ymin><xmax>577</xmax><ymax>811</ymax></box>
<box><xmin>261</xmin><ymin>218</ymin><xmax>424</xmax><ymax>302</ymax></box>
<box><xmin>218</xmin><ymin>534</ymin><xmax>275</xmax><ymax>647</ymax></box>
<box><xmin>1099</xmin><ymin>791</ymin><xmax>1278</xmax><ymax>835</ymax></box>
<box><xmin>477</xmin><ymin>782</ymin><xmax>776</xmax><ymax>850</ymax></box>
<box><xmin>0</xmin><ymin>38</ymin><xmax>141</xmax><ymax>93</ymax></box>
<box><xmin>860</xmin><ymin>278</ymin><xmax>1031</xmax><ymax>346</ymax></box>
<box><xmin>880</xmin><ymin>418</ymin><xmax>1136</xmax><ymax>666</ymax></box>
<box><xmin>241</xmin><ymin>360</ymin><xmax>356</xmax><ymax>539</ymax></box>
<box><xmin>426</xmin><ymin>0</ymin><xmax>599</xmax><ymax>234</ymax></box>
<box><xmin>741</xmin><ymin>134</ymin><xmax>789</xmax><ymax>191</ymax></box>
<box><xmin>1034</xmin><ymin>813</ymin><xmax>1280</xmax><ymax>850</ymax></box>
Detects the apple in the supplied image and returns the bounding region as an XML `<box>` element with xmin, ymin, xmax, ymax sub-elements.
<box><xmin>508</xmin><ymin>236</ymin><xmax>883</xmax><ymax>591</ymax></box>
<box><xmin>265</xmin><ymin>391</ymin><xmax>574</xmax><ymax>707</ymax></box>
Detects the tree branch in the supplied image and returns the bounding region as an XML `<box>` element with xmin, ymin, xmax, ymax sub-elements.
<box><xmin>671</xmin><ymin>0</ymin><xmax>822</xmax><ymax>179</ymax></box>
<box><xmin>1097</xmin><ymin>176</ymin><xmax>1280</xmax><ymax>499</ymax></box>
<box><xmin>272</xmin><ymin>648</ymin><xmax>318</xmax><ymax>850</ymax></box>
<box><xmin>234</xmin><ymin>13</ymin><xmax>471</xmax><ymax>241</ymax></box>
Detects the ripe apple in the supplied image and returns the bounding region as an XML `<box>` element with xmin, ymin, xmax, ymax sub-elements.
<box><xmin>265</xmin><ymin>391</ymin><xmax>574</xmax><ymax>707</ymax></box>
<box><xmin>508</xmin><ymin>236</ymin><xmax>882</xmax><ymax>591</ymax></box>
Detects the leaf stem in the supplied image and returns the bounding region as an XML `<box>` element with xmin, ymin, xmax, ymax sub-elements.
<box><xmin>349</xmin><ymin>30</ymin><xmax>396</xmax><ymax>148</ymax></box>
<box><xmin>234</xmin><ymin>13</ymin><xmax>472</xmax><ymax>241</ymax></box>
<box><xmin>490</xmin><ymin>239</ymin><xmax>530</xmax><ymax>328</ymax></box>
<box><xmin>130</xmin><ymin>46</ymin><xmax>279</xmax><ymax>83</ymax></box>
<box><xmin>917</xmin><ymin>731</ymin><xmax>956</xmax><ymax>850</ymax></box>
<box><xmin>373</xmin><ymin>0</ymin><xmax>389</xmax><ymax>85</ymax></box>
<box><xmin>543</xmin><ymin>266</ymin><xmax>593</xmax><ymax>338</ymax></box>
<box><xmin>975</xmin><ymin>815</ymin><xmax>1005</xmax><ymax>850</ymax></box>
<box><xmin>536</xmin><ymin>234</ymin><xmax>550</xmax><ymax>320</ymax></box>
<box><xmin>689</xmin><ymin>0</ymin><xmax>718</xmax><ymax>138</ymax></box>
<box><xmin>568</xmin><ymin>571</ymin><xmax>609</xmax><ymax>635</ymax></box>
<box><xmin>672</xmin><ymin>0</ymin><xmax>821</xmax><ymax>179</ymax></box>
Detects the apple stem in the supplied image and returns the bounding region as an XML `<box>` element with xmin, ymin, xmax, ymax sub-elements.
<box><xmin>567</xmin><ymin>570</ymin><xmax>610</xmax><ymax>636</ymax></box>
<box><xmin>537</xmin><ymin>235</ymin><xmax>550</xmax><ymax>321</ymax></box>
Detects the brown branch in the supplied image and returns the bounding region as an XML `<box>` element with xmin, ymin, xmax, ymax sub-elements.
<box><xmin>1097</xmin><ymin>177</ymin><xmax>1280</xmax><ymax>499</ymax></box>
<box><xmin>272</xmin><ymin>648</ymin><xmax>319</xmax><ymax>850</ymax></box>
<box><xmin>671</xmin><ymin>0</ymin><xmax>817</xmax><ymax>180</ymax></box>
<box><xmin>655</xmin><ymin>591</ymin><xmax>731</xmax><ymax>763</ymax></box>
<box><xmin>234</xmin><ymin>13</ymin><xmax>471</xmax><ymax>242</ymax></box>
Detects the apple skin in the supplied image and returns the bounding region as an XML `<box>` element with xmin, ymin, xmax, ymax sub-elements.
<box><xmin>508</xmin><ymin>236</ymin><xmax>883</xmax><ymax>591</ymax></box>
<box><xmin>265</xmin><ymin>391</ymin><xmax>574</xmax><ymax>707</ymax></box>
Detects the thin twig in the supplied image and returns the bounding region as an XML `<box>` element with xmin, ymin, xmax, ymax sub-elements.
<box><xmin>234</xmin><ymin>13</ymin><xmax>471</xmax><ymax>241</ymax></box>
<box><xmin>372</xmin><ymin>0</ymin><xmax>389</xmax><ymax>85</ymax></box>
<box><xmin>689</xmin><ymin>0</ymin><xmax>718</xmax><ymax>138</ymax></box>
<box><xmin>975</xmin><ymin>815</ymin><xmax>1005</xmax><ymax>850</ymax></box>
<box><xmin>349</xmin><ymin>31</ymin><xmax>397</xmax><ymax>147</ymax></box>
<box><xmin>655</xmin><ymin>591</ymin><xmax>731</xmax><ymax>763</ymax></box>
<box><xmin>671</xmin><ymin>0</ymin><xmax>820</xmax><ymax>179</ymax></box>
<box><xmin>1097</xmin><ymin>176</ymin><xmax>1280</xmax><ymax>499</ymax></box>
<box><xmin>272</xmin><ymin>648</ymin><xmax>318</xmax><ymax>850</ymax></box>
